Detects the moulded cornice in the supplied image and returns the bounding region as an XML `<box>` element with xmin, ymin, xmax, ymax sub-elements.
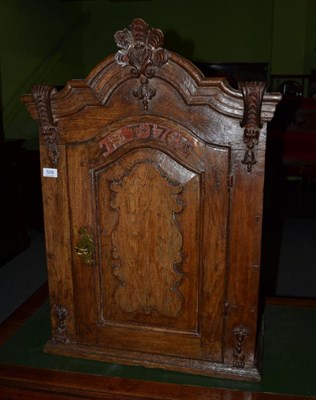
<box><xmin>21</xmin><ymin>18</ymin><xmax>281</xmax><ymax>124</ymax></box>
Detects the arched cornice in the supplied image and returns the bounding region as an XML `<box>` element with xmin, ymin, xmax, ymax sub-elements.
<box><xmin>22</xmin><ymin>18</ymin><xmax>281</xmax><ymax>124</ymax></box>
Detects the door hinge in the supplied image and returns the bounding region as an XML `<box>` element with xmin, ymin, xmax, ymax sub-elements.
<box><xmin>227</xmin><ymin>175</ymin><xmax>233</xmax><ymax>190</ymax></box>
<box><xmin>224</xmin><ymin>301</ymin><xmax>229</xmax><ymax>317</ymax></box>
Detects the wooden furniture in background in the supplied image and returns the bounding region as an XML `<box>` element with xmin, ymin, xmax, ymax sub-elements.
<box><xmin>22</xmin><ymin>18</ymin><xmax>280</xmax><ymax>381</ymax></box>
<box><xmin>267</xmin><ymin>96</ymin><xmax>316</xmax><ymax>217</ymax></box>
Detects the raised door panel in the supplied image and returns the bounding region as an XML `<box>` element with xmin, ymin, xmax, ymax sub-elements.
<box><xmin>67</xmin><ymin>121</ymin><xmax>229</xmax><ymax>362</ymax></box>
<box><xmin>96</xmin><ymin>149</ymin><xmax>199</xmax><ymax>332</ymax></box>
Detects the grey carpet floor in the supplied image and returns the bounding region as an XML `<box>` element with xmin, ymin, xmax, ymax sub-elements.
<box><xmin>277</xmin><ymin>217</ymin><xmax>316</xmax><ymax>298</ymax></box>
<box><xmin>0</xmin><ymin>230</ymin><xmax>47</xmax><ymax>323</ymax></box>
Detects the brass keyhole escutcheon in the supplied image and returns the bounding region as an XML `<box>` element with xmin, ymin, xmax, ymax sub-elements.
<box><xmin>75</xmin><ymin>227</ymin><xmax>94</xmax><ymax>265</ymax></box>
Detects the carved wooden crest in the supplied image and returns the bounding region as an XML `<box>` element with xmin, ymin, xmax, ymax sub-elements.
<box><xmin>114</xmin><ymin>18</ymin><xmax>168</xmax><ymax>110</ymax></box>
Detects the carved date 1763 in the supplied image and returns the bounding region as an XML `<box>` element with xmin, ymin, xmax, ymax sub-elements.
<box><xmin>99</xmin><ymin>123</ymin><xmax>194</xmax><ymax>158</ymax></box>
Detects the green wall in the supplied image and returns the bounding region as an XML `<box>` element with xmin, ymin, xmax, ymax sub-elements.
<box><xmin>271</xmin><ymin>0</ymin><xmax>316</xmax><ymax>75</ymax></box>
<box><xmin>305</xmin><ymin>0</ymin><xmax>316</xmax><ymax>74</ymax></box>
<box><xmin>0</xmin><ymin>0</ymin><xmax>84</xmax><ymax>145</ymax></box>
<box><xmin>271</xmin><ymin>0</ymin><xmax>307</xmax><ymax>74</ymax></box>
<box><xmin>0</xmin><ymin>0</ymin><xmax>315</xmax><ymax>145</ymax></box>
<box><xmin>81</xmin><ymin>0</ymin><xmax>274</xmax><ymax>75</ymax></box>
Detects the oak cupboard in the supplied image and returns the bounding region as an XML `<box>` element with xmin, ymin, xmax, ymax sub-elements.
<box><xmin>22</xmin><ymin>18</ymin><xmax>281</xmax><ymax>381</ymax></box>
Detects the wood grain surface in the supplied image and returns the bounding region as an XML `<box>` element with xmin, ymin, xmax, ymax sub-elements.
<box><xmin>21</xmin><ymin>18</ymin><xmax>281</xmax><ymax>381</ymax></box>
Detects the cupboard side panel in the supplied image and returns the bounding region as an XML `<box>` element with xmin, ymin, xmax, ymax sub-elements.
<box><xmin>224</xmin><ymin>148</ymin><xmax>265</xmax><ymax>367</ymax></box>
<box><xmin>200</xmin><ymin>147</ymin><xmax>230</xmax><ymax>362</ymax></box>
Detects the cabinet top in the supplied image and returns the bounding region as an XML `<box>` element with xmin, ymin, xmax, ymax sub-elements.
<box><xmin>22</xmin><ymin>18</ymin><xmax>280</xmax><ymax>123</ymax></box>
<box><xmin>21</xmin><ymin>18</ymin><xmax>281</xmax><ymax>172</ymax></box>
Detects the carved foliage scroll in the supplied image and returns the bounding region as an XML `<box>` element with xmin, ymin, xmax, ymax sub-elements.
<box><xmin>233</xmin><ymin>325</ymin><xmax>248</xmax><ymax>368</ymax></box>
<box><xmin>239</xmin><ymin>81</ymin><xmax>266</xmax><ymax>172</ymax></box>
<box><xmin>110</xmin><ymin>162</ymin><xmax>184</xmax><ymax>317</ymax></box>
<box><xmin>32</xmin><ymin>85</ymin><xmax>59</xmax><ymax>166</ymax></box>
<box><xmin>114</xmin><ymin>18</ymin><xmax>168</xmax><ymax>109</ymax></box>
<box><xmin>52</xmin><ymin>304</ymin><xmax>69</xmax><ymax>344</ymax></box>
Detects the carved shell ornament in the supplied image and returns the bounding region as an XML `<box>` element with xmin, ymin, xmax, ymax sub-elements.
<box><xmin>114</xmin><ymin>18</ymin><xmax>169</xmax><ymax>109</ymax></box>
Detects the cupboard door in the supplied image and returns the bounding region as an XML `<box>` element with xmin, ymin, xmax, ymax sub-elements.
<box><xmin>68</xmin><ymin>122</ymin><xmax>229</xmax><ymax>362</ymax></box>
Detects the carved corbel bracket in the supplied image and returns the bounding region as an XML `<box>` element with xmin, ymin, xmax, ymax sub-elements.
<box><xmin>232</xmin><ymin>324</ymin><xmax>248</xmax><ymax>368</ymax></box>
<box><xmin>32</xmin><ymin>85</ymin><xmax>59</xmax><ymax>166</ymax></box>
<box><xmin>114</xmin><ymin>18</ymin><xmax>169</xmax><ymax>110</ymax></box>
<box><xmin>239</xmin><ymin>81</ymin><xmax>267</xmax><ymax>172</ymax></box>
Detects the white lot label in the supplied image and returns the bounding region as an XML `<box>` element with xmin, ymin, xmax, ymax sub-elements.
<box><xmin>43</xmin><ymin>168</ymin><xmax>58</xmax><ymax>178</ymax></box>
